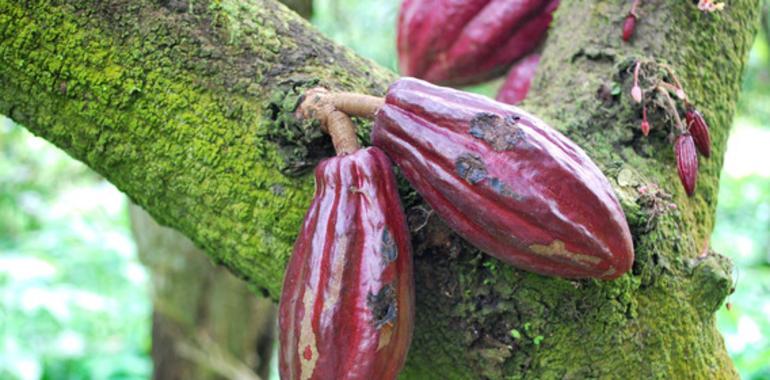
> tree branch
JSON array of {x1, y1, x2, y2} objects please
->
[
  {"x1": 0, "y1": 0, "x2": 394, "y2": 297},
  {"x1": 0, "y1": 0, "x2": 759, "y2": 378}
]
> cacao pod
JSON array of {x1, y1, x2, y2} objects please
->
[
  {"x1": 685, "y1": 108, "x2": 712, "y2": 157},
  {"x1": 371, "y1": 78, "x2": 634, "y2": 280},
  {"x1": 397, "y1": 0, "x2": 557, "y2": 86},
  {"x1": 640, "y1": 106, "x2": 650, "y2": 136},
  {"x1": 496, "y1": 54, "x2": 540, "y2": 105},
  {"x1": 279, "y1": 147, "x2": 414, "y2": 380},
  {"x1": 622, "y1": 14, "x2": 636, "y2": 42},
  {"x1": 640, "y1": 119, "x2": 650, "y2": 136},
  {"x1": 675, "y1": 133, "x2": 698, "y2": 197}
]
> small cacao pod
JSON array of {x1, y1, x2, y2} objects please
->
[
  {"x1": 496, "y1": 54, "x2": 540, "y2": 105},
  {"x1": 279, "y1": 147, "x2": 414, "y2": 380},
  {"x1": 640, "y1": 119, "x2": 650, "y2": 136},
  {"x1": 622, "y1": 14, "x2": 636, "y2": 42},
  {"x1": 372, "y1": 78, "x2": 634, "y2": 280},
  {"x1": 397, "y1": 0, "x2": 557, "y2": 86},
  {"x1": 685, "y1": 108, "x2": 712, "y2": 157},
  {"x1": 640, "y1": 106, "x2": 650, "y2": 136},
  {"x1": 675, "y1": 133, "x2": 698, "y2": 197}
]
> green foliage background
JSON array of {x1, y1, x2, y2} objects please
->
[
  {"x1": 0, "y1": 118, "x2": 151, "y2": 379},
  {"x1": 1, "y1": 1, "x2": 769, "y2": 379}
]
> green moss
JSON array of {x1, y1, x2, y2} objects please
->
[
  {"x1": 0, "y1": 0, "x2": 758, "y2": 378},
  {"x1": 0, "y1": 0, "x2": 393, "y2": 297}
]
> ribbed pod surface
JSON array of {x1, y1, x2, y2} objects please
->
[
  {"x1": 279, "y1": 147, "x2": 414, "y2": 380},
  {"x1": 397, "y1": 0, "x2": 556, "y2": 86},
  {"x1": 496, "y1": 54, "x2": 541, "y2": 105},
  {"x1": 372, "y1": 78, "x2": 634, "y2": 280},
  {"x1": 675, "y1": 134, "x2": 698, "y2": 197}
]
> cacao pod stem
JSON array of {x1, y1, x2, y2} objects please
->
[
  {"x1": 297, "y1": 88, "x2": 363, "y2": 155},
  {"x1": 657, "y1": 87, "x2": 686, "y2": 133},
  {"x1": 326, "y1": 92, "x2": 385, "y2": 119},
  {"x1": 630, "y1": 61, "x2": 642, "y2": 103}
]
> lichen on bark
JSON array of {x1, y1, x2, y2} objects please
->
[{"x1": 0, "y1": 0, "x2": 760, "y2": 378}]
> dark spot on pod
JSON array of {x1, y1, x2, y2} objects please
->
[
  {"x1": 455, "y1": 153, "x2": 487, "y2": 184},
  {"x1": 367, "y1": 284, "x2": 398, "y2": 329},
  {"x1": 488, "y1": 177, "x2": 522, "y2": 200},
  {"x1": 469, "y1": 112, "x2": 525, "y2": 151},
  {"x1": 381, "y1": 228, "x2": 398, "y2": 264}
]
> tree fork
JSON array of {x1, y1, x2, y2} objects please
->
[{"x1": 0, "y1": 0, "x2": 760, "y2": 378}]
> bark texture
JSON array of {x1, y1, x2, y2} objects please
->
[
  {"x1": 128, "y1": 1, "x2": 309, "y2": 377},
  {"x1": 0, "y1": 0, "x2": 759, "y2": 378}
]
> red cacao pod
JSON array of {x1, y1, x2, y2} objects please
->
[
  {"x1": 279, "y1": 147, "x2": 414, "y2": 380},
  {"x1": 675, "y1": 133, "x2": 698, "y2": 197},
  {"x1": 372, "y1": 78, "x2": 634, "y2": 280},
  {"x1": 640, "y1": 119, "x2": 650, "y2": 136},
  {"x1": 496, "y1": 54, "x2": 540, "y2": 105},
  {"x1": 685, "y1": 108, "x2": 712, "y2": 157},
  {"x1": 622, "y1": 14, "x2": 636, "y2": 42},
  {"x1": 397, "y1": 0, "x2": 557, "y2": 86},
  {"x1": 640, "y1": 106, "x2": 650, "y2": 136}
]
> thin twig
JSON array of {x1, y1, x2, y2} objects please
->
[
  {"x1": 658, "y1": 62, "x2": 689, "y2": 102},
  {"x1": 629, "y1": 0, "x2": 642, "y2": 17},
  {"x1": 656, "y1": 86, "x2": 685, "y2": 133}
]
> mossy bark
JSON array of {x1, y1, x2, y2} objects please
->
[
  {"x1": 0, "y1": 0, "x2": 759, "y2": 378},
  {"x1": 129, "y1": 2, "x2": 309, "y2": 377}
]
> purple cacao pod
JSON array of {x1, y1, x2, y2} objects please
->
[
  {"x1": 372, "y1": 78, "x2": 634, "y2": 280},
  {"x1": 622, "y1": 14, "x2": 636, "y2": 42},
  {"x1": 675, "y1": 133, "x2": 698, "y2": 197},
  {"x1": 279, "y1": 147, "x2": 414, "y2": 380},
  {"x1": 685, "y1": 108, "x2": 712, "y2": 158},
  {"x1": 397, "y1": 0, "x2": 558, "y2": 86},
  {"x1": 496, "y1": 54, "x2": 541, "y2": 105}
]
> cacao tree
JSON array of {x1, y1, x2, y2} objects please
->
[
  {"x1": 127, "y1": 1, "x2": 311, "y2": 378},
  {"x1": 0, "y1": 0, "x2": 759, "y2": 378}
]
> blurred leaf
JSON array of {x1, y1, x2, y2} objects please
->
[{"x1": 0, "y1": 116, "x2": 151, "y2": 380}]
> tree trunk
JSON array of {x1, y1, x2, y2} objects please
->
[
  {"x1": 761, "y1": 0, "x2": 770, "y2": 46},
  {"x1": 0, "y1": 1, "x2": 759, "y2": 378},
  {"x1": 128, "y1": 2, "x2": 311, "y2": 378},
  {"x1": 279, "y1": 0, "x2": 313, "y2": 19},
  {"x1": 130, "y1": 205, "x2": 276, "y2": 380}
]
